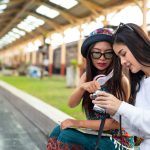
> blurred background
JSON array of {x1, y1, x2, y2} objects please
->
[{"x1": 0, "y1": 0, "x2": 150, "y2": 79}]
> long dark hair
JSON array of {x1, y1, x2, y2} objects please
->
[
  {"x1": 113, "y1": 23, "x2": 150, "y2": 104},
  {"x1": 82, "y1": 43, "x2": 124, "y2": 112}
]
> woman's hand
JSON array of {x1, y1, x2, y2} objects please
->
[
  {"x1": 60, "y1": 119, "x2": 78, "y2": 130},
  {"x1": 80, "y1": 81, "x2": 100, "y2": 93},
  {"x1": 92, "y1": 91, "x2": 122, "y2": 115}
]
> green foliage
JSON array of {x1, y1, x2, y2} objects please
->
[
  {"x1": 70, "y1": 58, "x2": 78, "y2": 67},
  {"x1": 0, "y1": 75, "x2": 85, "y2": 120}
]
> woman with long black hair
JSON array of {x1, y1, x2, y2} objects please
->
[{"x1": 46, "y1": 28, "x2": 134, "y2": 150}]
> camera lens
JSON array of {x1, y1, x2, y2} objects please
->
[{"x1": 91, "y1": 93, "x2": 97, "y2": 99}]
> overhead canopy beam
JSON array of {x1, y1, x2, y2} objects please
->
[
  {"x1": 0, "y1": 9, "x2": 20, "y2": 18},
  {"x1": 79, "y1": 0, "x2": 104, "y2": 16},
  {"x1": 0, "y1": 0, "x2": 35, "y2": 38},
  {"x1": 6, "y1": 0, "x2": 25, "y2": 7},
  {"x1": 34, "y1": 26, "x2": 50, "y2": 37},
  {"x1": 0, "y1": 0, "x2": 139, "y2": 51},
  {"x1": 36, "y1": 1, "x2": 79, "y2": 24},
  {"x1": 28, "y1": 12, "x2": 63, "y2": 32}
]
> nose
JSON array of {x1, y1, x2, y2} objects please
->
[
  {"x1": 99, "y1": 54, "x2": 105, "y2": 60},
  {"x1": 120, "y1": 57, "x2": 126, "y2": 66}
]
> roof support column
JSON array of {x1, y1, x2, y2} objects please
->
[
  {"x1": 32, "y1": 51, "x2": 37, "y2": 65},
  {"x1": 25, "y1": 52, "x2": 30, "y2": 64},
  {"x1": 48, "y1": 44, "x2": 53, "y2": 76},
  {"x1": 142, "y1": 0, "x2": 148, "y2": 32},
  {"x1": 60, "y1": 35, "x2": 66, "y2": 76},
  {"x1": 20, "y1": 48, "x2": 23, "y2": 62},
  {"x1": 77, "y1": 25, "x2": 84, "y2": 78},
  {"x1": 21, "y1": 53, "x2": 25, "y2": 63},
  {"x1": 103, "y1": 15, "x2": 109, "y2": 27},
  {"x1": 19, "y1": 49, "x2": 24, "y2": 63},
  {"x1": 18, "y1": 54, "x2": 22, "y2": 65},
  {"x1": 140, "y1": 0, "x2": 148, "y2": 33},
  {"x1": 39, "y1": 52, "x2": 43, "y2": 65}
]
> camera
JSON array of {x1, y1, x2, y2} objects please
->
[
  {"x1": 91, "y1": 71, "x2": 113, "y2": 113},
  {"x1": 91, "y1": 89, "x2": 106, "y2": 113}
]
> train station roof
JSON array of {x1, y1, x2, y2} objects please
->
[{"x1": 0, "y1": 0, "x2": 141, "y2": 50}]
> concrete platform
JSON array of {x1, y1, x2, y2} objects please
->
[
  {"x1": 0, "y1": 81, "x2": 73, "y2": 150},
  {"x1": 0, "y1": 87, "x2": 47, "y2": 150}
]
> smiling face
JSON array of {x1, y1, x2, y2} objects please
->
[
  {"x1": 113, "y1": 43, "x2": 142, "y2": 73},
  {"x1": 90, "y1": 41, "x2": 113, "y2": 73}
]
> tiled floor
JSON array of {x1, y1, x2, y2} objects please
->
[{"x1": 0, "y1": 89, "x2": 47, "y2": 150}]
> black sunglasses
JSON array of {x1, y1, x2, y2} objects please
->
[
  {"x1": 91, "y1": 51, "x2": 114, "y2": 59},
  {"x1": 114, "y1": 22, "x2": 134, "y2": 34}
]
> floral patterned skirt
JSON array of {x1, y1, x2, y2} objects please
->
[{"x1": 46, "y1": 125, "x2": 134, "y2": 150}]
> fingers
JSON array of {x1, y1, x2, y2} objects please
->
[
  {"x1": 89, "y1": 81, "x2": 99, "y2": 92},
  {"x1": 60, "y1": 119, "x2": 75, "y2": 130},
  {"x1": 83, "y1": 81, "x2": 100, "y2": 93},
  {"x1": 92, "y1": 91, "x2": 112, "y2": 109},
  {"x1": 95, "y1": 96, "x2": 108, "y2": 101},
  {"x1": 92, "y1": 92, "x2": 122, "y2": 115},
  {"x1": 90, "y1": 91, "x2": 109, "y2": 100},
  {"x1": 96, "y1": 91, "x2": 111, "y2": 97},
  {"x1": 92, "y1": 100, "x2": 112, "y2": 115},
  {"x1": 92, "y1": 99, "x2": 110, "y2": 107},
  {"x1": 95, "y1": 81, "x2": 100, "y2": 89}
]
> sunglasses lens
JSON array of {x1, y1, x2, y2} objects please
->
[
  {"x1": 91, "y1": 52, "x2": 114, "y2": 59},
  {"x1": 91, "y1": 52, "x2": 101, "y2": 59},
  {"x1": 104, "y1": 52, "x2": 114, "y2": 59}
]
